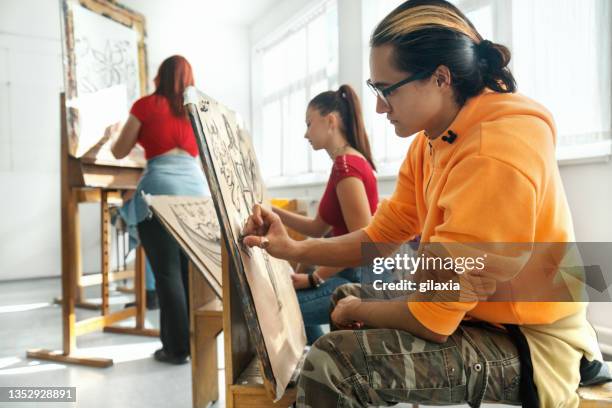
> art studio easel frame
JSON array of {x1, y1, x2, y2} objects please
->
[
  {"x1": 186, "y1": 239, "x2": 300, "y2": 408},
  {"x1": 25, "y1": 0, "x2": 159, "y2": 366},
  {"x1": 57, "y1": 0, "x2": 149, "y2": 308},
  {"x1": 25, "y1": 94, "x2": 157, "y2": 367}
]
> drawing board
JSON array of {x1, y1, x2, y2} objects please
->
[
  {"x1": 147, "y1": 195, "x2": 222, "y2": 298},
  {"x1": 184, "y1": 87, "x2": 306, "y2": 400},
  {"x1": 60, "y1": 0, "x2": 147, "y2": 166}
]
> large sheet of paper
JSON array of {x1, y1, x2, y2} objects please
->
[
  {"x1": 185, "y1": 87, "x2": 306, "y2": 400},
  {"x1": 61, "y1": 0, "x2": 145, "y2": 165},
  {"x1": 147, "y1": 195, "x2": 222, "y2": 298}
]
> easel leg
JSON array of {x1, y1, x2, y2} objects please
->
[
  {"x1": 103, "y1": 244, "x2": 158, "y2": 337},
  {"x1": 192, "y1": 315, "x2": 222, "y2": 407},
  {"x1": 73, "y1": 189, "x2": 99, "y2": 310},
  {"x1": 101, "y1": 189, "x2": 110, "y2": 316},
  {"x1": 63, "y1": 187, "x2": 78, "y2": 355},
  {"x1": 135, "y1": 245, "x2": 146, "y2": 329},
  {"x1": 189, "y1": 262, "x2": 222, "y2": 408}
]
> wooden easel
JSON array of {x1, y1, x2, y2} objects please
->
[
  {"x1": 51, "y1": 0, "x2": 149, "y2": 310},
  {"x1": 188, "y1": 260, "x2": 223, "y2": 408},
  {"x1": 25, "y1": 95, "x2": 158, "y2": 367},
  {"x1": 186, "y1": 241, "x2": 300, "y2": 408},
  {"x1": 187, "y1": 200, "x2": 305, "y2": 408},
  {"x1": 220, "y1": 241, "x2": 301, "y2": 408}
]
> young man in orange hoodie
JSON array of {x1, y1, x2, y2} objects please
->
[{"x1": 243, "y1": 1, "x2": 608, "y2": 406}]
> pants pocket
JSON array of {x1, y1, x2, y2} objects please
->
[
  {"x1": 459, "y1": 324, "x2": 521, "y2": 406},
  {"x1": 365, "y1": 349, "x2": 465, "y2": 404},
  {"x1": 485, "y1": 356, "x2": 521, "y2": 404}
]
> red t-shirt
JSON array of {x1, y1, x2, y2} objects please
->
[
  {"x1": 318, "y1": 154, "x2": 379, "y2": 237},
  {"x1": 130, "y1": 94, "x2": 199, "y2": 159}
]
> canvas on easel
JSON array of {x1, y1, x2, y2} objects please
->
[
  {"x1": 147, "y1": 195, "x2": 223, "y2": 298},
  {"x1": 61, "y1": 0, "x2": 147, "y2": 166},
  {"x1": 184, "y1": 87, "x2": 306, "y2": 401}
]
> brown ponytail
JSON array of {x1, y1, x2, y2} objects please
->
[{"x1": 308, "y1": 84, "x2": 376, "y2": 171}]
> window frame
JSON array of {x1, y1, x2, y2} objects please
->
[{"x1": 251, "y1": 0, "x2": 339, "y2": 187}]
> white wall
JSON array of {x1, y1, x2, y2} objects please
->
[
  {"x1": 560, "y1": 160, "x2": 612, "y2": 354},
  {"x1": 249, "y1": 0, "x2": 316, "y2": 44},
  {"x1": 0, "y1": 0, "x2": 66, "y2": 281},
  {"x1": 122, "y1": 0, "x2": 252, "y2": 125},
  {"x1": 0, "y1": 0, "x2": 253, "y2": 281}
]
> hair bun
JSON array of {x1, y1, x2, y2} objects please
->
[{"x1": 476, "y1": 39, "x2": 507, "y2": 73}]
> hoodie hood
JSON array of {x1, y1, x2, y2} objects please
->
[{"x1": 436, "y1": 89, "x2": 557, "y2": 147}]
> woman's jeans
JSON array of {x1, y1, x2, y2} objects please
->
[
  {"x1": 138, "y1": 217, "x2": 190, "y2": 356},
  {"x1": 296, "y1": 267, "x2": 361, "y2": 345},
  {"x1": 135, "y1": 153, "x2": 209, "y2": 356}
]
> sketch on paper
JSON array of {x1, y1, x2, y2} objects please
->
[
  {"x1": 74, "y1": 38, "x2": 139, "y2": 102},
  {"x1": 61, "y1": 0, "x2": 145, "y2": 163},
  {"x1": 187, "y1": 89, "x2": 306, "y2": 400},
  {"x1": 206, "y1": 111, "x2": 282, "y2": 307},
  {"x1": 71, "y1": 2, "x2": 140, "y2": 106},
  {"x1": 147, "y1": 195, "x2": 222, "y2": 296},
  {"x1": 172, "y1": 201, "x2": 222, "y2": 271}
]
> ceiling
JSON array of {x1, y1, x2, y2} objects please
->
[{"x1": 166, "y1": 0, "x2": 280, "y2": 26}]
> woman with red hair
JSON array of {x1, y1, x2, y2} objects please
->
[{"x1": 112, "y1": 55, "x2": 209, "y2": 364}]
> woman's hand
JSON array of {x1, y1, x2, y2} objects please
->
[
  {"x1": 111, "y1": 115, "x2": 140, "y2": 159},
  {"x1": 242, "y1": 204, "x2": 296, "y2": 260},
  {"x1": 103, "y1": 121, "x2": 122, "y2": 144},
  {"x1": 291, "y1": 273, "x2": 310, "y2": 289},
  {"x1": 331, "y1": 295, "x2": 364, "y2": 330}
]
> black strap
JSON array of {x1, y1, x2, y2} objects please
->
[
  {"x1": 308, "y1": 273, "x2": 317, "y2": 288},
  {"x1": 505, "y1": 324, "x2": 540, "y2": 408}
]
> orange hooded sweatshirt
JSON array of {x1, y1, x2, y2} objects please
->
[{"x1": 364, "y1": 89, "x2": 582, "y2": 335}]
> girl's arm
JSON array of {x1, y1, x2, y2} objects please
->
[
  {"x1": 111, "y1": 114, "x2": 141, "y2": 159},
  {"x1": 336, "y1": 177, "x2": 372, "y2": 233},
  {"x1": 312, "y1": 177, "x2": 372, "y2": 281}
]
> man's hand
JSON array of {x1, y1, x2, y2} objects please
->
[
  {"x1": 242, "y1": 204, "x2": 296, "y2": 260},
  {"x1": 331, "y1": 295, "x2": 364, "y2": 330}
]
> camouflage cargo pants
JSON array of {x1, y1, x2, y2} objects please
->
[{"x1": 296, "y1": 283, "x2": 522, "y2": 407}]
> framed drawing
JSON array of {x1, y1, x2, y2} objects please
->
[
  {"x1": 184, "y1": 87, "x2": 306, "y2": 400},
  {"x1": 60, "y1": 0, "x2": 148, "y2": 166},
  {"x1": 147, "y1": 195, "x2": 222, "y2": 298}
]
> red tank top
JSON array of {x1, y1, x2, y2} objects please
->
[
  {"x1": 318, "y1": 154, "x2": 379, "y2": 237},
  {"x1": 129, "y1": 94, "x2": 199, "y2": 159}
]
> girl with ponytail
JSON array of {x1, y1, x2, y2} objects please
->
[
  {"x1": 272, "y1": 84, "x2": 379, "y2": 345},
  {"x1": 244, "y1": 1, "x2": 604, "y2": 405}
]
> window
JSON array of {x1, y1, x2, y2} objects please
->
[
  {"x1": 510, "y1": 0, "x2": 611, "y2": 162},
  {"x1": 456, "y1": 0, "x2": 611, "y2": 162},
  {"x1": 252, "y1": 0, "x2": 338, "y2": 185},
  {"x1": 361, "y1": 0, "x2": 406, "y2": 177}
]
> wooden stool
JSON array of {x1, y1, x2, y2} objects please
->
[
  {"x1": 188, "y1": 262, "x2": 223, "y2": 408},
  {"x1": 578, "y1": 362, "x2": 612, "y2": 407}
]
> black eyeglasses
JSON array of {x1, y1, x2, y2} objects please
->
[{"x1": 366, "y1": 71, "x2": 433, "y2": 109}]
